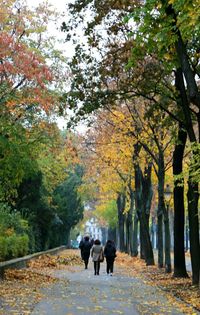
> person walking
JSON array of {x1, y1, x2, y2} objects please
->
[
  {"x1": 91, "y1": 239, "x2": 104, "y2": 275},
  {"x1": 79, "y1": 236, "x2": 92, "y2": 269},
  {"x1": 104, "y1": 240, "x2": 116, "y2": 276}
]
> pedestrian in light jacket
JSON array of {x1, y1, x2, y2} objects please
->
[
  {"x1": 91, "y1": 239, "x2": 104, "y2": 275},
  {"x1": 104, "y1": 240, "x2": 116, "y2": 276}
]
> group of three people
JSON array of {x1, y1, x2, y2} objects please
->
[{"x1": 79, "y1": 236, "x2": 116, "y2": 276}]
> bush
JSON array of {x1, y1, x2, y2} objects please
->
[
  {"x1": 0, "y1": 237, "x2": 8, "y2": 260},
  {"x1": 0, "y1": 203, "x2": 29, "y2": 261},
  {"x1": 17, "y1": 235, "x2": 29, "y2": 256},
  {"x1": 0, "y1": 234, "x2": 29, "y2": 261}
]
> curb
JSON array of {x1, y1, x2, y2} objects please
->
[{"x1": 0, "y1": 245, "x2": 67, "y2": 279}]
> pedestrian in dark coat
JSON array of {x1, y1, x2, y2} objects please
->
[
  {"x1": 91, "y1": 239, "x2": 104, "y2": 275},
  {"x1": 79, "y1": 236, "x2": 92, "y2": 269},
  {"x1": 104, "y1": 240, "x2": 116, "y2": 276}
]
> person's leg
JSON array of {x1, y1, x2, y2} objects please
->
[
  {"x1": 106, "y1": 258, "x2": 109, "y2": 274},
  {"x1": 110, "y1": 259, "x2": 114, "y2": 273},
  {"x1": 97, "y1": 261, "x2": 100, "y2": 275},
  {"x1": 84, "y1": 259, "x2": 88, "y2": 269},
  {"x1": 94, "y1": 261, "x2": 97, "y2": 275}
]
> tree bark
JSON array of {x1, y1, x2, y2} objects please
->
[
  {"x1": 163, "y1": 205, "x2": 172, "y2": 273},
  {"x1": 135, "y1": 160, "x2": 154, "y2": 265},
  {"x1": 187, "y1": 181, "x2": 200, "y2": 285},
  {"x1": 158, "y1": 150, "x2": 171, "y2": 272},
  {"x1": 132, "y1": 211, "x2": 139, "y2": 256},
  {"x1": 175, "y1": 68, "x2": 200, "y2": 284},
  {"x1": 126, "y1": 184, "x2": 134, "y2": 255},
  {"x1": 139, "y1": 222, "x2": 145, "y2": 259},
  {"x1": 117, "y1": 192, "x2": 126, "y2": 252},
  {"x1": 157, "y1": 212, "x2": 163, "y2": 268},
  {"x1": 173, "y1": 124, "x2": 188, "y2": 278}
]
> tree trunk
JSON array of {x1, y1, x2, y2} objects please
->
[
  {"x1": 160, "y1": 0, "x2": 200, "y2": 284},
  {"x1": 163, "y1": 205, "x2": 172, "y2": 273},
  {"x1": 132, "y1": 211, "x2": 139, "y2": 256},
  {"x1": 135, "y1": 161, "x2": 154, "y2": 265},
  {"x1": 126, "y1": 185, "x2": 134, "y2": 255},
  {"x1": 173, "y1": 124, "x2": 188, "y2": 278},
  {"x1": 158, "y1": 150, "x2": 171, "y2": 272},
  {"x1": 138, "y1": 211, "x2": 154, "y2": 265},
  {"x1": 157, "y1": 212, "x2": 163, "y2": 268},
  {"x1": 139, "y1": 222, "x2": 145, "y2": 259},
  {"x1": 187, "y1": 181, "x2": 200, "y2": 285},
  {"x1": 175, "y1": 68, "x2": 199, "y2": 284},
  {"x1": 125, "y1": 214, "x2": 129, "y2": 253},
  {"x1": 117, "y1": 193, "x2": 126, "y2": 252}
]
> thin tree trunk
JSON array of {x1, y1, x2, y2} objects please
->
[
  {"x1": 132, "y1": 212, "x2": 139, "y2": 256},
  {"x1": 163, "y1": 205, "x2": 171, "y2": 273},
  {"x1": 158, "y1": 150, "x2": 171, "y2": 272},
  {"x1": 126, "y1": 185, "x2": 134, "y2": 255},
  {"x1": 125, "y1": 214, "x2": 129, "y2": 253},
  {"x1": 157, "y1": 212, "x2": 163, "y2": 268}
]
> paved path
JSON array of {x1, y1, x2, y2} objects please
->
[{"x1": 31, "y1": 262, "x2": 189, "y2": 315}]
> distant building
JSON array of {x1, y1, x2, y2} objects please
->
[{"x1": 85, "y1": 217, "x2": 103, "y2": 242}]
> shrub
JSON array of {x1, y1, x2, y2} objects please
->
[
  {"x1": 0, "y1": 237, "x2": 8, "y2": 261},
  {"x1": 0, "y1": 203, "x2": 29, "y2": 261},
  {"x1": 17, "y1": 235, "x2": 29, "y2": 256}
]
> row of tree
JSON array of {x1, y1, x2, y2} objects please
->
[
  {"x1": 62, "y1": 0, "x2": 200, "y2": 285},
  {"x1": 0, "y1": 1, "x2": 84, "y2": 259}
]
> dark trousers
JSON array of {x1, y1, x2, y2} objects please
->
[
  {"x1": 106, "y1": 258, "x2": 114, "y2": 274},
  {"x1": 84, "y1": 259, "x2": 89, "y2": 269},
  {"x1": 94, "y1": 261, "x2": 100, "y2": 275}
]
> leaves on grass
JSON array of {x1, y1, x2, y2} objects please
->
[{"x1": 28, "y1": 250, "x2": 82, "y2": 270}]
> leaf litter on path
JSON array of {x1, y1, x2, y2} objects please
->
[{"x1": 116, "y1": 252, "x2": 200, "y2": 314}]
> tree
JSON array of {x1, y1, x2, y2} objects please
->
[
  {"x1": 52, "y1": 165, "x2": 84, "y2": 247},
  {"x1": 128, "y1": 0, "x2": 200, "y2": 285}
]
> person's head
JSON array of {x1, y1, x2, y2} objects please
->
[
  {"x1": 106, "y1": 240, "x2": 112, "y2": 246},
  {"x1": 84, "y1": 236, "x2": 89, "y2": 241},
  {"x1": 94, "y1": 239, "x2": 101, "y2": 245}
]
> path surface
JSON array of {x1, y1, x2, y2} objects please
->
[{"x1": 31, "y1": 261, "x2": 188, "y2": 315}]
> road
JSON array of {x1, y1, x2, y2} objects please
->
[{"x1": 31, "y1": 261, "x2": 189, "y2": 315}]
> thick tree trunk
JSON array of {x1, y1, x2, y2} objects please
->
[
  {"x1": 139, "y1": 222, "x2": 145, "y2": 259},
  {"x1": 135, "y1": 161, "x2": 154, "y2": 265},
  {"x1": 138, "y1": 211, "x2": 154, "y2": 265},
  {"x1": 173, "y1": 124, "x2": 188, "y2": 278},
  {"x1": 187, "y1": 181, "x2": 200, "y2": 285},
  {"x1": 117, "y1": 193, "x2": 126, "y2": 252},
  {"x1": 175, "y1": 68, "x2": 199, "y2": 284}
]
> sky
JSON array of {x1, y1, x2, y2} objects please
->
[{"x1": 26, "y1": 0, "x2": 85, "y2": 131}]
